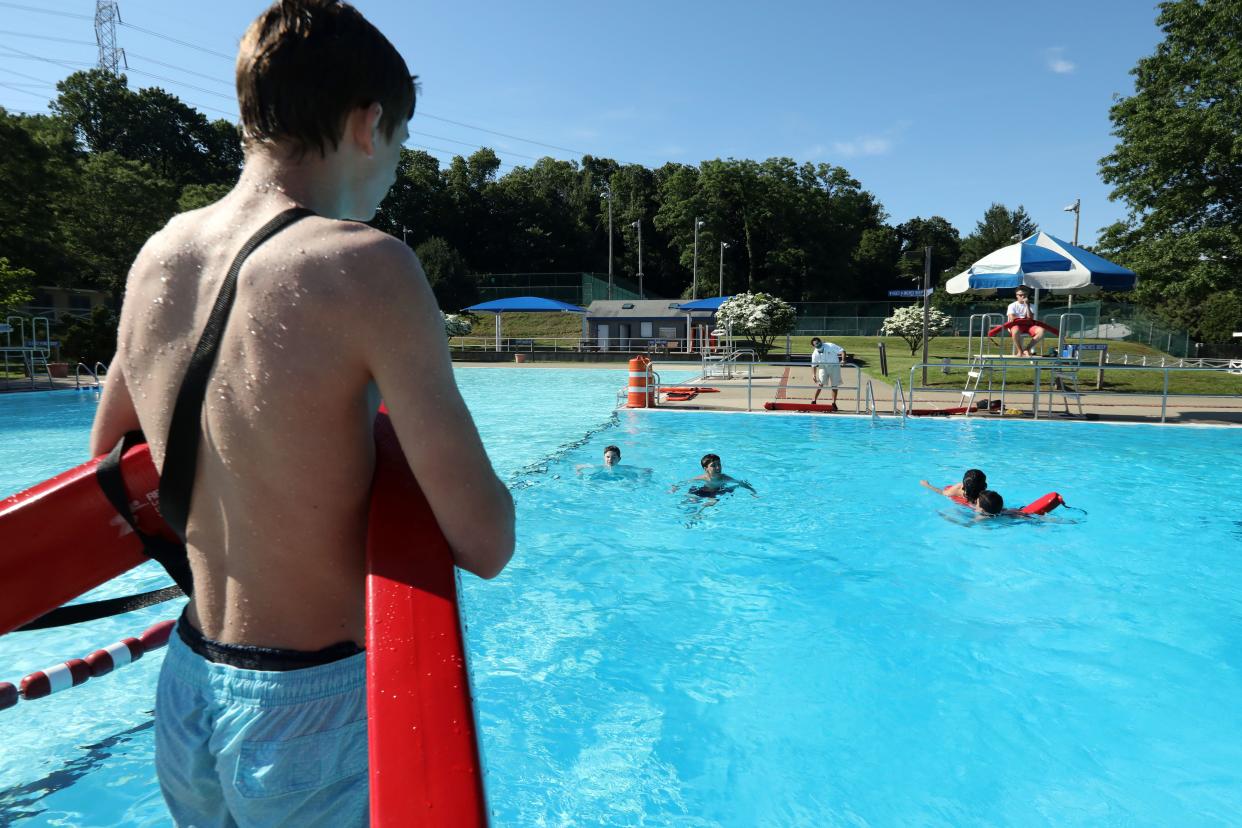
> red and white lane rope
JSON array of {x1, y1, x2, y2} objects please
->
[{"x1": 2, "y1": 619, "x2": 175, "y2": 708}]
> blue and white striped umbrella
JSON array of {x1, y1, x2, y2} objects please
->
[{"x1": 947, "y1": 232, "x2": 1138, "y2": 295}]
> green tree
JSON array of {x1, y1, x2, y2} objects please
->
[
  {"x1": 60, "y1": 152, "x2": 179, "y2": 294},
  {"x1": 956, "y1": 203, "x2": 1036, "y2": 271},
  {"x1": 178, "y1": 183, "x2": 232, "y2": 212},
  {"x1": 416, "y1": 236, "x2": 477, "y2": 310},
  {"x1": 1097, "y1": 0, "x2": 1242, "y2": 342},
  {"x1": 59, "y1": 304, "x2": 119, "y2": 365},
  {"x1": 0, "y1": 257, "x2": 35, "y2": 312}
]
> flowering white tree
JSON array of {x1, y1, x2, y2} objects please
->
[
  {"x1": 442, "y1": 312, "x2": 473, "y2": 338},
  {"x1": 881, "y1": 304, "x2": 952, "y2": 354},
  {"x1": 714, "y1": 292, "x2": 796, "y2": 357}
]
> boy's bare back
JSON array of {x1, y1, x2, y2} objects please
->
[{"x1": 93, "y1": 184, "x2": 513, "y2": 651}]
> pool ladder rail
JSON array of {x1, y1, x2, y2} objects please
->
[
  {"x1": 864, "y1": 379, "x2": 908, "y2": 426},
  {"x1": 75, "y1": 361, "x2": 109, "y2": 390}
]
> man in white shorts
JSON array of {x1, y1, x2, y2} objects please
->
[{"x1": 810, "y1": 337, "x2": 845, "y2": 406}]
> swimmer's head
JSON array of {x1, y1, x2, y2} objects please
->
[
  {"x1": 977, "y1": 490, "x2": 1004, "y2": 515},
  {"x1": 237, "y1": 0, "x2": 417, "y2": 160},
  {"x1": 603, "y1": 445, "x2": 621, "y2": 467},
  {"x1": 701, "y1": 453, "x2": 722, "y2": 473},
  {"x1": 962, "y1": 469, "x2": 987, "y2": 502}
]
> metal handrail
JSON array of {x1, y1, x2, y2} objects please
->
[
  {"x1": 863, "y1": 380, "x2": 877, "y2": 420},
  {"x1": 892, "y1": 378, "x2": 907, "y2": 419},
  {"x1": 906, "y1": 359, "x2": 1242, "y2": 423},
  {"x1": 74, "y1": 362, "x2": 99, "y2": 390}
]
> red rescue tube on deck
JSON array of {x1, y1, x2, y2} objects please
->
[{"x1": 764, "y1": 402, "x2": 837, "y2": 413}]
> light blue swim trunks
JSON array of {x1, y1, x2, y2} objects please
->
[{"x1": 155, "y1": 621, "x2": 368, "y2": 828}]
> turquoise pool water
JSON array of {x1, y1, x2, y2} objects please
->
[{"x1": 3, "y1": 372, "x2": 1242, "y2": 826}]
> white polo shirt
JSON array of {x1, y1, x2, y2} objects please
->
[
  {"x1": 1006, "y1": 301, "x2": 1033, "y2": 320},
  {"x1": 811, "y1": 342, "x2": 843, "y2": 365}
]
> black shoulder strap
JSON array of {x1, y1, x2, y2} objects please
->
[{"x1": 159, "y1": 207, "x2": 314, "y2": 542}]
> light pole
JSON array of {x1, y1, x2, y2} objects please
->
[
  {"x1": 401, "y1": 225, "x2": 410, "y2": 246},
  {"x1": 718, "y1": 241, "x2": 730, "y2": 297},
  {"x1": 691, "y1": 217, "x2": 704, "y2": 299},
  {"x1": 900, "y1": 243, "x2": 934, "y2": 385},
  {"x1": 1063, "y1": 198, "x2": 1081, "y2": 245},
  {"x1": 631, "y1": 220, "x2": 644, "y2": 299},
  {"x1": 1064, "y1": 198, "x2": 1080, "y2": 308},
  {"x1": 602, "y1": 183, "x2": 613, "y2": 299}
]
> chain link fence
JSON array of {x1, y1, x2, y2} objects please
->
[
  {"x1": 474, "y1": 272, "x2": 649, "y2": 305},
  {"x1": 791, "y1": 299, "x2": 1195, "y2": 356}
]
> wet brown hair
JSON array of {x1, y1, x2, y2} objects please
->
[{"x1": 236, "y1": 0, "x2": 416, "y2": 158}]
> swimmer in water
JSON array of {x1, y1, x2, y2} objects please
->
[
  {"x1": 575, "y1": 445, "x2": 652, "y2": 479},
  {"x1": 672, "y1": 453, "x2": 757, "y2": 499},
  {"x1": 921, "y1": 468, "x2": 987, "y2": 508}
]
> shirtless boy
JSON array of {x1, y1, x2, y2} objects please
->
[
  {"x1": 89, "y1": 1, "x2": 513, "y2": 823},
  {"x1": 674, "y1": 453, "x2": 757, "y2": 498}
]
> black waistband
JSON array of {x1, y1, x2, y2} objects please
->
[{"x1": 177, "y1": 611, "x2": 363, "y2": 671}]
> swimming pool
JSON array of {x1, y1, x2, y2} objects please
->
[{"x1": 4, "y1": 372, "x2": 1242, "y2": 825}]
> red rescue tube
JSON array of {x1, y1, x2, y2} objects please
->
[
  {"x1": 661, "y1": 386, "x2": 719, "y2": 393},
  {"x1": 947, "y1": 487, "x2": 1065, "y2": 515},
  {"x1": 0, "y1": 682, "x2": 17, "y2": 710},
  {"x1": 0, "y1": 441, "x2": 167, "y2": 635},
  {"x1": 1019, "y1": 492, "x2": 1065, "y2": 515},
  {"x1": 764, "y1": 402, "x2": 837, "y2": 413},
  {"x1": 20, "y1": 657, "x2": 91, "y2": 700},
  {"x1": 0, "y1": 412, "x2": 485, "y2": 820},
  {"x1": 987, "y1": 318, "x2": 1060, "y2": 337},
  {"x1": 366, "y1": 411, "x2": 486, "y2": 827}
]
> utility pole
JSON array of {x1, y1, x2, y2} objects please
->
[
  {"x1": 691, "y1": 217, "x2": 704, "y2": 300},
  {"x1": 921, "y1": 245, "x2": 932, "y2": 386},
  {"x1": 1064, "y1": 198, "x2": 1081, "y2": 308},
  {"x1": 94, "y1": 1, "x2": 126, "y2": 75},
  {"x1": 602, "y1": 183, "x2": 613, "y2": 300},
  {"x1": 718, "y1": 241, "x2": 730, "y2": 297},
  {"x1": 631, "y1": 220, "x2": 644, "y2": 299}
]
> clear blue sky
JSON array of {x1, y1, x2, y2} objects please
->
[{"x1": 0, "y1": 0, "x2": 1164, "y2": 246}]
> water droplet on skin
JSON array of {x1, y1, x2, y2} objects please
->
[
  {"x1": 278, "y1": 323, "x2": 287, "y2": 331},
  {"x1": 153, "y1": 297, "x2": 164, "y2": 305}
]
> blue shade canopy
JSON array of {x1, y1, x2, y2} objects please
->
[
  {"x1": 675, "y1": 296, "x2": 733, "y2": 311},
  {"x1": 947, "y1": 232, "x2": 1138, "y2": 295},
  {"x1": 463, "y1": 297, "x2": 587, "y2": 313}
]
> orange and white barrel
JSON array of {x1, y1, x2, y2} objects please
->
[
  {"x1": 20, "y1": 657, "x2": 91, "y2": 700},
  {"x1": 627, "y1": 357, "x2": 654, "y2": 408}
]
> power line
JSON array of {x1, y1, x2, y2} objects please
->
[
  {"x1": 0, "y1": 81, "x2": 51, "y2": 99},
  {"x1": 0, "y1": 2, "x2": 92, "y2": 20},
  {"x1": 126, "y1": 66, "x2": 235, "y2": 101},
  {"x1": 418, "y1": 111, "x2": 591, "y2": 157},
  {"x1": 118, "y1": 20, "x2": 234, "y2": 62},
  {"x1": 0, "y1": 29, "x2": 97, "y2": 47},
  {"x1": 0, "y1": 42, "x2": 95, "y2": 71},
  {"x1": 1, "y1": 66, "x2": 59, "y2": 84},
  {"x1": 127, "y1": 51, "x2": 233, "y2": 87},
  {"x1": 412, "y1": 129, "x2": 542, "y2": 161}
]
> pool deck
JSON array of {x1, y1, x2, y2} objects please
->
[
  {"x1": 641, "y1": 362, "x2": 1242, "y2": 426},
  {"x1": 9, "y1": 363, "x2": 1242, "y2": 426}
]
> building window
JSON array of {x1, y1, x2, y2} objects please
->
[{"x1": 640, "y1": 322, "x2": 653, "y2": 337}]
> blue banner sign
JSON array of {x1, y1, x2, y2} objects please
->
[{"x1": 887, "y1": 289, "x2": 934, "y2": 298}]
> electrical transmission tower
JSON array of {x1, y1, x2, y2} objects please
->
[{"x1": 94, "y1": 0, "x2": 126, "y2": 75}]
